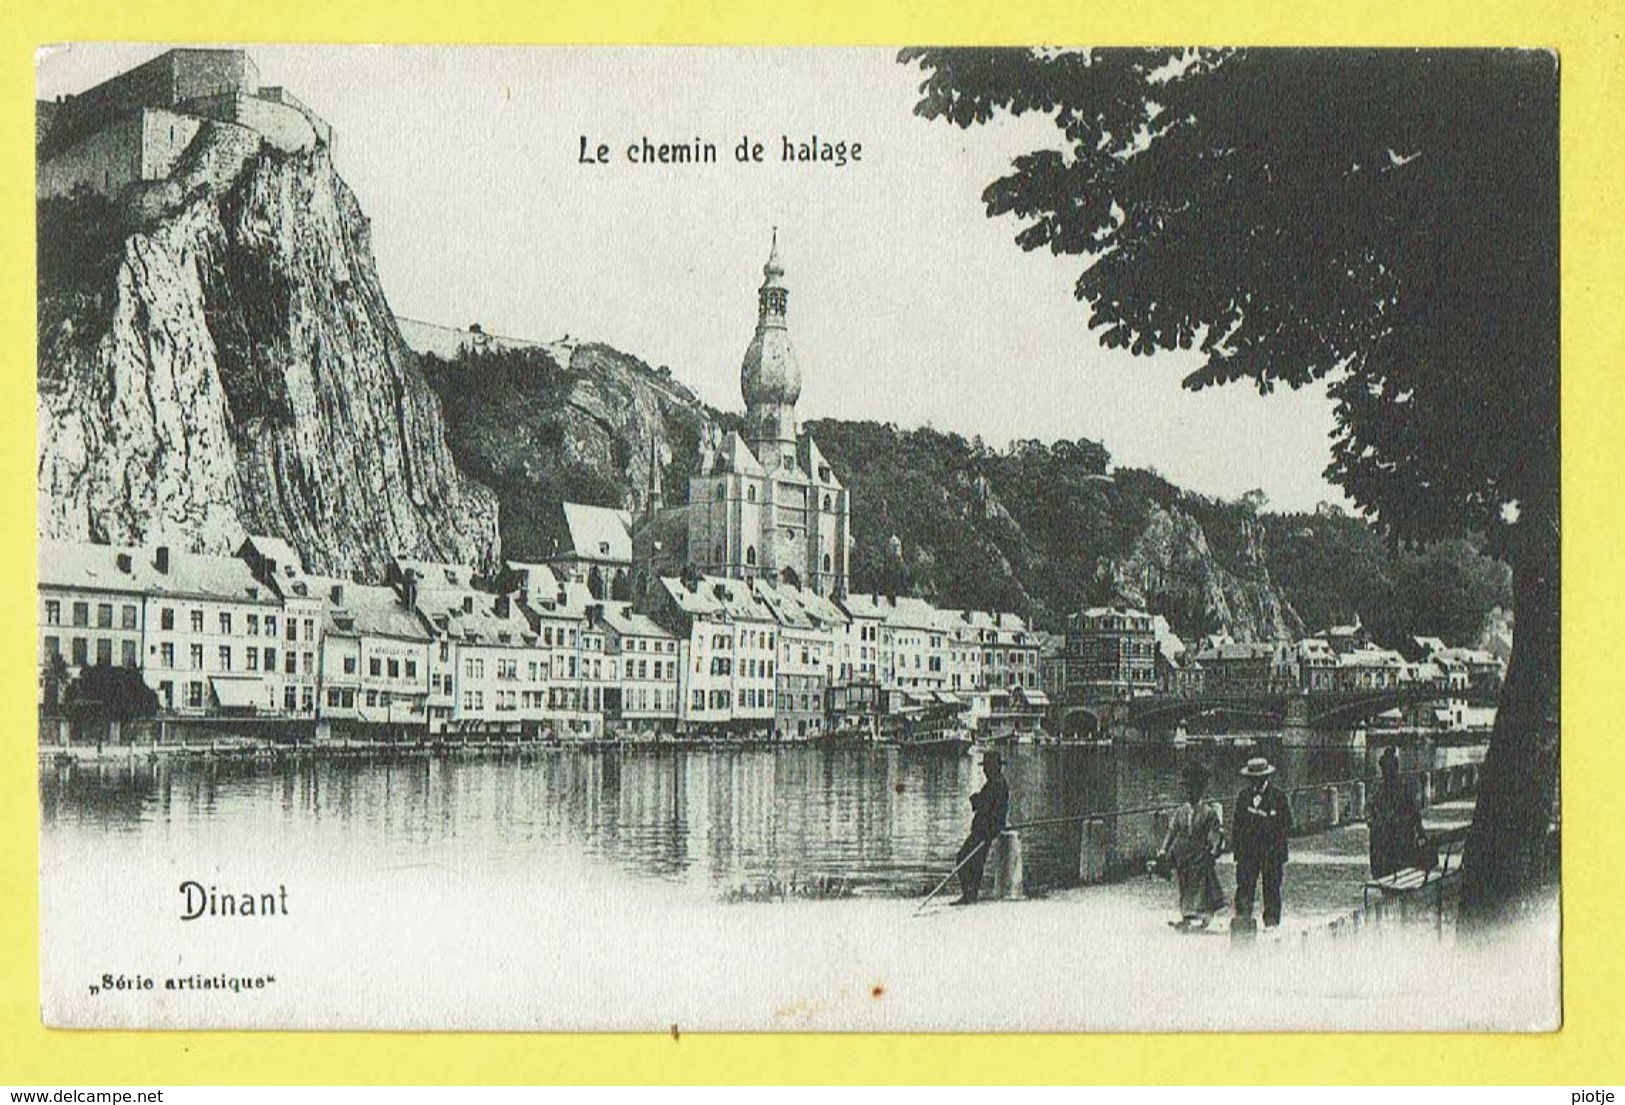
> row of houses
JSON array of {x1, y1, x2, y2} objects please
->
[
  {"x1": 37, "y1": 535, "x2": 1044, "y2": 742},
  {"x1": 1040, "y1": 605, "x2": 1506, "y2": 703}
]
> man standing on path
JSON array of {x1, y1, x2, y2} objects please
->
[
  {"x1": 1231, "y1": 756, "x2": 1293, "y2": 927},
  {"x1": 952, "y1": 751, "x2": 1010, "y2": 905}
]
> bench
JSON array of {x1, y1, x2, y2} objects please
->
[{"x1": 1362, "y1": 826, "x2": 1470, "y2": 928}]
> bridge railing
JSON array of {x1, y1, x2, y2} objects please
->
[{"x1": 1006, "y1": 762, "x2": 1483, "y2": 885}]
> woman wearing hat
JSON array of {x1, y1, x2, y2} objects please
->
[
  {"x1": 1367, "y1": 746, "x2": 1432, "y2": 878},
  {"x1": 1231, "y1": 756, "x2": 1294, "y2": 927},
  {"x1": 1154, "y1": 763, "x2": 1227, "y2": 931}
]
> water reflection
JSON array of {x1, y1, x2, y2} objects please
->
[{"x1": 40, "y1": 740, "x2": 1478, "y2": 897}]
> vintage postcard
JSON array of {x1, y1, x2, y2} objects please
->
[{"x1": 34, "y1": 44, "x2": 1560, "y2": 1032}]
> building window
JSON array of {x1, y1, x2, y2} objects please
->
[
  {"x1": 189, "y1": 644, "x2": 203, "y2": 670},
  {"x1": 371, "y1": 657, "x2": 383, "y2": 677},
  {"x1": 218, "y1": 646, "x2": 232, "y2": 671},
  {"x1": 96, "y1": 603, "x2": 113, "y2": 628},
  {"x1": 284, "y1": 652, "x2": 296, "y2": 675},
  {"x1": 187, "y1": 682, "x2": 203, "y2": 709},
  {"x1": 266, "y1": 616, "x2": 277, "y2": 637},
  {"x1": 45, "y1": 600, "x2": 60, "y2": 626},
  {"x1": 247, "y1": 613, "x2": 259, "y2": 635},
  {"x1": 264, "y1": 647, "x2": 276, "y2": 670},
  {"x1": 160, "y1": 643, "x2": 174, "y2": 668},
  {"x1": 286, "y1": 618, "x2": 297, "y2": 641},
  {"x1": 72, "y1": 602, "x2": 89, "y2": 628},
  {"x1": 388, "y1": 658, "x2": 400, "y2": 679},
  {"x1": 161, "y1": 608, "x2": 174, "y2": 630},
  {"x1": 219, "y1": 612, "x2": 232, "y2": 635},
  {"x1": 121, "y1": 604, "x2": 138, "y2": 629},
  {"x1": 71, "y1": 638, "x2": 88, "y2": 665},
  {"x1": 285, "y1": 687, "x2": 297, "y2": 712},
  {"x1": 190, "y1": 610, "x2": 204, "y2": 633},
  {"x1": 406, "y1": 659, "x2": 417, "y2": 679},
  {"x1": 94, "y1": 638, "x2": 112, "y2": 665},
  {"x1": 246, "y1": 647, "x2": 259, "y2": 671},
  {"x1": 343, "y1": 655, "x2": 357, "y2": 675},
  {"x1": 748, "y1": 486, "x2": 757, "y2": 502},
  {"x1": 746, "y1": 546, "x2": 757, "y2": 566}
]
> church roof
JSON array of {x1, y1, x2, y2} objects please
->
[
  {"x1": 710, "y1": 432, "x2": 766, "y2": 477},
  {"x1": 558, "y1": 502, "x2": 632, "y2": 563}
]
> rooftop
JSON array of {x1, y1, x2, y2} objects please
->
[
  {"x1": 40, "y1": 540, "x2": 276, "y2": 605},
  {"x1": 311, "y1": 577, "x2": 429, "y2": 642},
  {"x1": 660, "y1": 575, "x2": 777, "y2": 623},
  {"x1": 557, "y1": 503, "x2": 632, "y2": 564}
]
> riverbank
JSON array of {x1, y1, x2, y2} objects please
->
[{"x1": 41, "y1": 821, "x2": 1556, "y2": 1032}]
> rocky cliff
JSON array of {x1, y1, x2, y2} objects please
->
[
  {"x1": 412, "y1": 336, "x2": 725, "y2": 563},
  {"x1": 37, "y1": 121, "x2": 498, "y2": 578}
]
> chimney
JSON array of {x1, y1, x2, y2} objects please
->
[
  {"x1": 496, "y1": 594, "x2": 511, "y2": 618},
  {"x1": 116, "y1": 552, "x2": 132, "y2": 574},
  {"x1": 330, "y1": 584, "x2": 345, "y2": 606},
  {"x1": 155, "y1": 546, "x2": 170, "y2": 574}
]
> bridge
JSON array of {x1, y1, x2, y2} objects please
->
[{"x1": 1053, "y1": 685, "x2": 1497, "y2": 740}]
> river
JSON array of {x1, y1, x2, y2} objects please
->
[{"x1": 40, "y1": 739, "x2": 1485, "y2": 898}]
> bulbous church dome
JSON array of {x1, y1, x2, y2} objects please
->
[{"x1": 740, "y1": 231, "x2": 802, "y2": 407}]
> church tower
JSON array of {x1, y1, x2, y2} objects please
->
[
  {"x1": 681, "y1": 227, "x2": 850, "y2": 597},
  {"x1": 740, "y1": 229, "x2": 801, "y2": 472}
]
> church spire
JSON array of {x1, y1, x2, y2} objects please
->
[
  {"x1": 757, "y1": 226, "x2": 789, "y2": 322},
  {"x1": 740, "y1": 227, "x2": 801, "y2": 462}
]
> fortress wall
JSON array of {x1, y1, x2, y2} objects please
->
[
  {"x1": 257, "y1": 87, "x2": 333, "y2": 149},
  {"x1": 138, "y1": 109, "x2": 204, "y2": 181},
  {"x1": 39, "y1": 109, "x2": 204, "y2": 200},
  {"x1": 169, "y1": 50, "x2": 260, "y2": 106},
  {"x1": 46, "y1": 50, "x2": 255, "y2": 156},
  {"x1": 184, "y1": 92, "x2": 320, "y2": 154},
  {"x1": 37, "y1": 113, "x2": 143, "y2": 199}
]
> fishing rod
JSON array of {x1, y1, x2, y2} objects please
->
[{"x1": 913, "y1": 839, "x2": 987, "y2": 915}]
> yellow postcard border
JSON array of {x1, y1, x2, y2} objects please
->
[{"x1": 2, "y1": 0, "x2": 1622, "y2": 1086}]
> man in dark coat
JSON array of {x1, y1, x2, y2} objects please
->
[
  {"x1": 952, "y1": 751, "x2": 1010, "y2": 905},
  {"x1": 1231, "y1": 756, "x2": 1293, "y2": 927}
]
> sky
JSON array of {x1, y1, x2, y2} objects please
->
[{"x1": 37, "y1": 44, "x2": 1347, "y2": 512}]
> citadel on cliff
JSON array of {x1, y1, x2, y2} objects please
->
[{"x1": 37, "y1": 48, "x2": 331, "y2": 198}]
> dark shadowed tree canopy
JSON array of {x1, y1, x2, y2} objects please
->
[{"x1": 901, "y1": 47, "x2": 1558, "y2": 918}]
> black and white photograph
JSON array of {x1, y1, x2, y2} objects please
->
[{"x1": 33, "y1": 44, "x2": 1560, "y2": 1031}]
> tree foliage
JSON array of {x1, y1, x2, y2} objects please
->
[
  {"x1": 900, "y1": 47, "x2": 1557, "y2": 549},
  {"x1": 64, "y1": 664, "x2": 159, "y2": 723}
]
